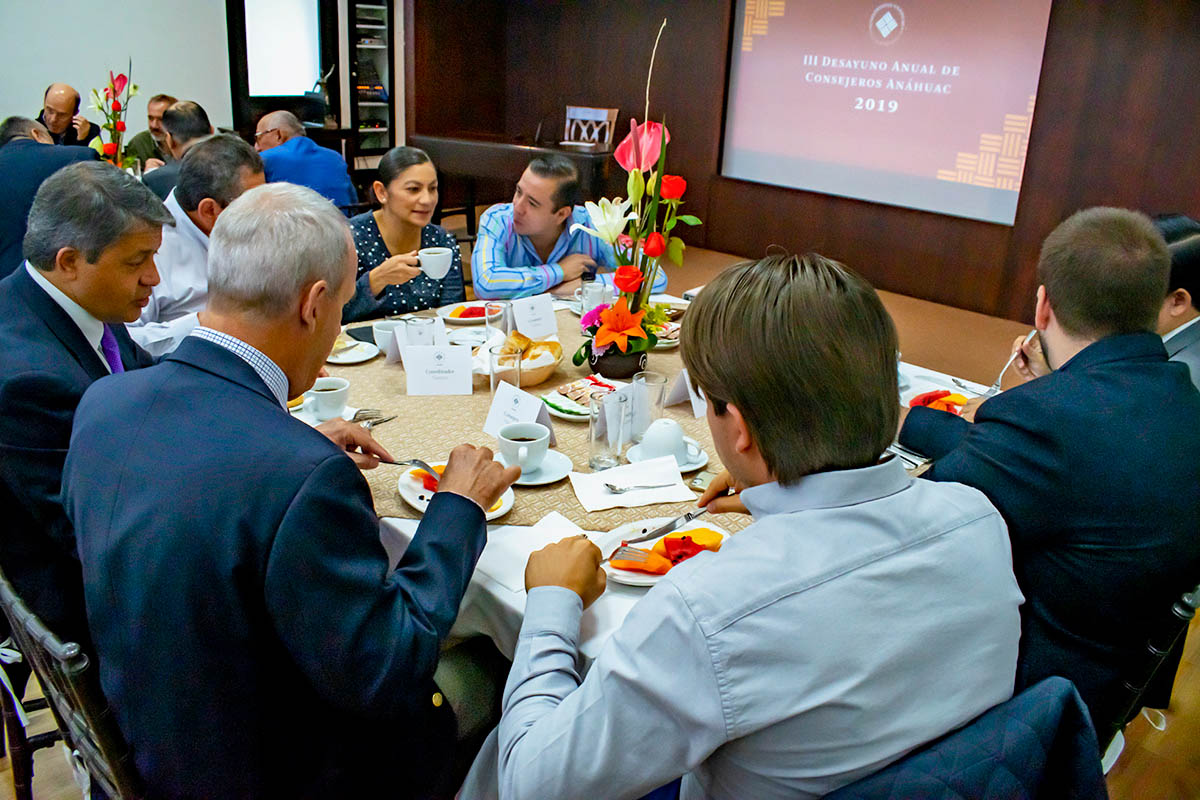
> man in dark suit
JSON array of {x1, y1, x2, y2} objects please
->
[
  {"x1": 0, "y1": 116, "x2": 98, "y2": 276},
  {"x1": 0, "y1": 161, "x2": 169, "y2": 647},
  {"x1": 35, "y1": 83, "x2": 99, "y2": 147},
  {"x1": 62, "y1": 182, "x2": 520, "y2": 798},
  {"x1": 1155, "y1": 231, "x2": 1200, "y2": 390},
  {"x1": 142, "y1": 101, "x2": 213, "y2": 201},
  {"x1": 899, "y1": 207, "x2": 1200, "y2": 742}
]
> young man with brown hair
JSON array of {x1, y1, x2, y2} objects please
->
[
  {"x1": 476, "y1": 253, "x2": 1023, "y2": 800},
  {"x1": 900, "y1": 207, "x2": 1200, "y2": 743}
]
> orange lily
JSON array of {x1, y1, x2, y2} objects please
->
[{"x1": 594, "y1": 297, "x2": 648, "y2": 353}]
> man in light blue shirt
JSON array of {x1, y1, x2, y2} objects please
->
[
  {"x1": 480, "y1": 253, "x2": 1024, "y2": 800},
  {"x1": 471, "y1": 154, "x2": 667, "y2": 299}
]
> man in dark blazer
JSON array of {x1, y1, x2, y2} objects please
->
[
  {"x1": 0, "y1": 116, "x2": 98, "y2": 276},
  {"x1": 0, "y1": 161, "x2": 169, "y2": 647},
  {"x1": 142, "y1": 100, "x2": 212, "y2": 201},
  {"x1": 1156, "y1": 233, "x2": 1200, "y2": 390},
  {"x1": 62, "y1": 182, "x2": 520, "y2": 798},
  {"x1": 35, "y1": 83, "x2": 99, "y2": 147},
  {"x1": 899, "y1": 207, "x2": 1200, "y2": 743}
]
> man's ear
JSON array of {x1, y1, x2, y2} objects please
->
[
  {"x1": 553, "y1": 204, "x2": 573, "y2": 226},
  {"x1": 299, "y1": 280, "x2": 328, "y2": 331},
  {"x1": 723, "y1": 402, "x2": 755, "y2": 456},
  {"x1": 196, "y1": 198, "x2": 223, "y2": 231},
  {"x1": 1166, "y1": 288, "x2": 1193, "y2": 317},
  {"x1": 1034, "y1": 285, "x2": 1052, "y2": 330},
  {"x1": 53, "y1": 247, "x2": 82, "y2": 279}
]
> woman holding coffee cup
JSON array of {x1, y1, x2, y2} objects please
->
[{"x1": 342, "y1": 146, "x2": 467, "y2": 322}]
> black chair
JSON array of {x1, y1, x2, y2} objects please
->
[
  {"x1": 0, "y1": 647, "x2": 60, "y2": 800},
  {"x1": 0, "y1": 568, "x2": 143, "y2": 799}
]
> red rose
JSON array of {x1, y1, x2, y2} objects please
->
[
  {"x1": 643, "y1": 232, "x2": 666, "y2": 258},
  {"x1": 660, "y1": 175, "x2": 687, "y2": 200},
  {"x1": 102, "y1": 142, "x2": 118, "y2": 156},
  {"x1": 613, "y1": 264, "x2": 644, "y2": 293},
  {"x1": 115, "y1": 121, "x2": 126, "y2": 132},
  {"x1": 111, "y1": 100, "x2": 121, "y2": 112}
]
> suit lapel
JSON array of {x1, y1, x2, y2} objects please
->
[
  {"x1": 1165, "y1": 320, "x2": 1200, "y2": 359},
  {"x1": 11, "y1": 267, "x2": 109, "y2": 381}
]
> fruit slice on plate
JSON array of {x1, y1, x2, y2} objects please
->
[
  {"x1": 611, "y1": 530, "x2": 724, "y2": 574},
  {"x1": 449, "y1": 305, "x2": 487, "y2": 319}
]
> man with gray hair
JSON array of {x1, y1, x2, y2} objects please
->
[
  {"x1": 127, "y1": 133, "x2": 265, "y2": 356},
  {"x1": 0, "y1": 161, "x2": 169, "y2": 647},
  {"x1": 63, "y1": 182, "x2": 519, "y2": 797},
  {"x1": 255, "y1": 109, "x2": 357, "y2": 207}
]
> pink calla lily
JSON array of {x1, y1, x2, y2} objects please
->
[{"x1": 614, "y1": 119, "x2": 670, "y2": 173}]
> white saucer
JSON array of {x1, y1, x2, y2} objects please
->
[
  {"x1": 601, "y1": 517, "x2": 728, "y2": 587},
  {"x1": 448, "y1": 328, "x2": 490, "y2": 347},
  {"x1": 327, "y1": 341, "x2": 380, "y2": 364},
  {"x1": 436, "y1": 301, "x2": 501, "y2": 325},
  {"x1": 498, "y1": 449, "x2": 573, "y2": 486},
  {"x1": 626, "y1": 438, "x2": 709, "y2": 472},
  {"x1": 653, "y1": 337, "x2": 680, "y2": 350},
  {"x1": 396, "y1": 463, "x2": 514, "y2": 521},
  {"x1": 291, "y1": 404, "x2": 358, "y2": 428}
]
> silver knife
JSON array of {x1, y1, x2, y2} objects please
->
[{"x1": 621, "y1": 507, "x2": 709, "y2": 547}]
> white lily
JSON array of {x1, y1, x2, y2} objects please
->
[{"x1": 570, "y1": 197, "x2": 636, "y2": 245}]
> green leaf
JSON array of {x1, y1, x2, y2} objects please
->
[
  {"x1": 675, "y1": 214, "x2": 702, "y2": 226},
  {"x1": 667, "y1": 237, "x2": 685, "y2": 267},
  {"x1": 664, "y1": 216, "x2": 677, "y2": 234},
  {"x1": 626, "y1": 168, "x2": 645, "y2": 206},
  {"x1": 572, "y1": 342, "x2": 589, "y2": 366}
]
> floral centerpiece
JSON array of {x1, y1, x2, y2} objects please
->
[
  {"x1": 88, "y1": 61, "x2": 139, "y2": 168},
  {"x1": 570, "y1": 20, "x2": 702, "y2": 378}
]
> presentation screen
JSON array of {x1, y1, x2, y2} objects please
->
[
  {"x1": 722, "y1": 1, "x2": 1053, "y2": 225},
  {"x1": 245, "y1": 0, "x2": 320, "y2": 96}
]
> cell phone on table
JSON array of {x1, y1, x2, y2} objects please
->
[{"x1": 688, "y1": 471, "x2": 718, "y2": 492}]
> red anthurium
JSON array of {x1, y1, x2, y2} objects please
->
[
  {"x1": 614, "y1": 119, "x2": 670, "y2": 173},
  {"x1": 115, "y1": 121, "x2": 126, "y2": 132},
  {"x1": 660, "y1": 175, "x2": 686, "y2": 200},
  {"x1": 112, "y1": 100, "x2": 122, "y2": 112},
  {"x1": 102, "y1": 142, "x2": 118, "y2": 156},
  {"x1": 112, "y1": 73, "x2": 128, "y2": 97},
  {"x1": 643, "y1": 232, "x2": 666, "y2": 258},
  {"x1": 613, "y1": 265, "x2": 644, "y2": 294}
]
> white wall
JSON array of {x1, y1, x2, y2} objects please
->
[{"x1": 0, "y1": 0, "x2": 233, "y2": 138}]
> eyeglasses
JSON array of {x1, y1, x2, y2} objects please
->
[{"x1": 254, "y1": 128, "x2": 278, "y2": 140}]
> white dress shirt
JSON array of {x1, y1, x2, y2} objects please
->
[
  {"x1": 489, "y1": 459, "x2": 1024, "y2": 800},
  {"x1": 126, "y1": 190, "x2": 206, "y2": 357},
  {"x1": 24, "y1": 262, "x2": 111, "y2": 373},
  {"x1": 1162, "y1": 313, "x2": 1200, "y2": 344}
]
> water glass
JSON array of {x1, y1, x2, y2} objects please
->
[
  {"x1": 484, "y1": 301, "x2": 512, "y2": 340},
  {"x1": 405, "y1": 317, "x2": 436, "y2": 345},
  {"x1": 631, "y1": 370, "x2": 668, "y2": 441},
  {"x1": 588, "y1": 390, "x2": 629, "y2": 471},
  {"x1": 489, "y1": 344, "x2": 522, "y2": 393}
]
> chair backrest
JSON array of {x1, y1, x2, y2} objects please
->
[
  {"x1": 564, "y1": 106, "x2": 619, "y2": 145},
  {"x1": 0, "y1": 568, "x2": 143, "y2": 799},
  {"x1": 824, "y1": 676, "x2": 1108, "y2": 800}
]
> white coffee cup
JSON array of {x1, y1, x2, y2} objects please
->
[
  {"x1": 373, "y1": 319, "x2": 404, "y2": 350},
  {"x1": 418, "y1": 247, "x2": 453, "y2": 280},
  {"x1": 498, "y1": 421, "x2": 550, "y2": 473},
  {"x1": 310, "y1": 376, "x2": 350, "y2": 421},
  {"x1": 639, "y1": 418, "x2": 702, "y2": 467}
]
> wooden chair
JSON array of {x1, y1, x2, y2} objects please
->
[
  {"x1": 564, "y1": 106, "x2": 619, "y2": 146},
  {"x1": 0, "y1": 568, "x2": 143, "y2": 799},
  {"x1": 0, "y1": 650, "x2": 60, "y2": 800}
]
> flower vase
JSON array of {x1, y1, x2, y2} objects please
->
[{"x1": 588, "y1": 348, "x2": 647, "y2": 379}]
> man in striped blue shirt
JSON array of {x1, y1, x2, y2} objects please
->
[{"x1": 471, "y1": 155, "x2": 667, "y2": 299}]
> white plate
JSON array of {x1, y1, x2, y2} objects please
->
[
  {"x1": 540, "y1": 378, "x2": 628, "y2": 421},
  {"x1": 436, "y1": 301, "x2": 502, "y2": 325},
  {"x1": 448, "y1": 328, "x2": 490, "y2": 347},
  {"x1": 653, "y1": 337, "x2": 680, "y2": 350},
  {"x1": 327, "y1": 341, "x2": 380, "y2": 364},
  {"x1": 566, "y1": 299, "x2": 584, "y2": 316},
  {"x1": 626, "y1": 439, "x2": 709, "y2": 473},
  {"x1": 497, "y1": 449, "x2": 573, "y2": 486},
  {"x1": 602, "y1": 517, "x2": 729, "y2": 587},
  {"x1": 396, "y1": 463, "x2": 514, "y2": 521}
]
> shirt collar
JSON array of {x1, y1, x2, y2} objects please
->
[
  {"x1": 187, "y1": 326, "x2": 290, "y2": 409},
  {"x1": 1162, "y1": 314, "x2": 1200, "y2": 344},
  {"x1": 24, "y1": 262, "x2": 106, "y2": 356},
  {"x1": 517, "y1": 206, "x2": 583, "y2": 265},
  {"x1": 164, "y1": 190, "x2": 210, "y2": 251},
  {"x1": 741, "y1": 458, "x2": 912, "y2": 518}
]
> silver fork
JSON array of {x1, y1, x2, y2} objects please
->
[
  {"x1": 382, "y1": 458, "x2": 439, "y2": 475},
  {"x1": 350, "y1": 408, "x2": 384, "y2": 422},
  {"x1": 363, "y1": 415, "x2": 396, "y2": 431},
  {"x1": 955, "y1": 329, "x2": 1038, "y2": 398},
  {"x1": 604, "y1": 482, "x2": 675, "y2": 494},
  {"x1": 601, "y1": 546, "x2": 652, "y2": 566}
]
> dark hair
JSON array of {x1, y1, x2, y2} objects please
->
[
  {"x1": 680, "y1": 252, "x2": 899, "y2": 483},
  {"x1": 1168, "y1": 235, "x2": 1200, "y2": 311},
  {"x1": 43, "y1": 84, "x2": 80, "y2": 114},
  {"x1": 148, "y1": 93, "x2": 178, "y2": 107},
  {"x1": 24, "y1": 162, "x2": 174, "y2": 268},
  {"x1": 378, "y1": 146, "x2": 432, "y2": 186},
  {"x1": 162, "y1": 101, "x2": 212, "y2": 145},
  {"x1": 0, "y1": 116, "x2": 40, "y2": 147},
  {"x1": 1152, "y1": 213, "x2": 1200, "y2": 245},
  {"x1": 1037, "y1": 207, "x2": 1169, "y2": 338},
  {"x1": 175, "y1": 134, "x2": 264, "y2": 212},
  {"x1": 527, "y1": 154, "x2": 580, "y2": 210}
]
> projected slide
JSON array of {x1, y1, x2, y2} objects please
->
[{"x1": 722, "y1": 1, "x2": 1053, "y2": 225}]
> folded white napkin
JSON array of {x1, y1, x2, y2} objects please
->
[
  {"x1": 474, "y1": 512, "x2": 600, "y2": 593},
  {"x1": 569, "y1": 456, "x2": 695, "y2": 512}
]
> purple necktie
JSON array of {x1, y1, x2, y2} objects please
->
[{"x1": 99, "y1": 325, "x2": 125, "y2": 374}]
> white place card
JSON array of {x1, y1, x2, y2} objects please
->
[
  {"x1": 384, "y1": 318, "x2": 450, "y2": 364},
  {"x1": 510, "y1": 293, "x2": 558, "y2": 339},
  {"x1": 666, "y1": 368, "x2": 706, "y2": 418},
  {"x1": 401, "y1": 345, "x2": 474, "y2": 395},
  {"x1": 483, "y1": 380, "x2": 557, "y2": 444}
]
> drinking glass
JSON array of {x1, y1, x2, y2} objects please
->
[
  {"x1": 631, "y1": 370, "x2": 668, "y2": 442},
  {"x1": 489, "y1": 344, "x2": 522, "y2": 394},
  {"x1": 405, "y1": 317, "x2": 436, "y2": 345},
  {"x1": 589, "y1": 390, "x2": 629, "y2": 471},
  {"x1": 575, "y1": 281, "x2": 611, "y2": 315},
  {"x1": 484, "y1": 301, "x2": 512, "y2": 341}
]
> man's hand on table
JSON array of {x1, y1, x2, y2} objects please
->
[
  {"x1": 552, "y1": 277, "x2": 582, "y2": 298},
  {"x1": 438, "y1": 444, "x2": 521, "y2": 514},
  {"x1": 698, "y1": 470, "x2": 749, "y2": 515},
  {"x1": 526, "y1": 536, "x2": 607, "y2": 609},
  {"x1": 316, "y1": 419, "x2": 393, "y2": 470},
  {"x1": 558, "y1": 253, "x2": 596, "y2": 283}
]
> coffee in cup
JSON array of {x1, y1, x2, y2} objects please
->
[
  {"x1": 309, "y1": 376, "x2": 350, "y2": 421},
  {"x1": 498, "y1": 421, "x2": 550, "y2": 473},
  {"x1": 418, "y1": 247, "x2": 453, "y2": 280}
]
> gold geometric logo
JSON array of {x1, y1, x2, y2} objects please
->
[
  {"x1": 936, "y1": 95, "x2": 1036, "y2": 192},
  {"x1": 741, "y1": 0, "x2": 786, "y2": 51}
]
